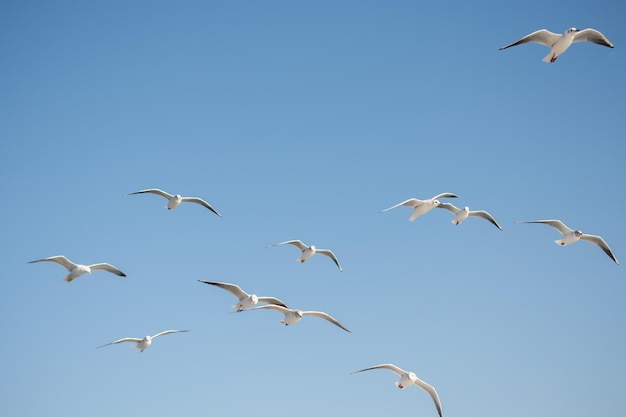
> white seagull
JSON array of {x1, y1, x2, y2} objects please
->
[
  {"x1": 29, "y1": 255, "x2": 126, "y2": 282},
  {"x1": 351, "y1": 363, "x2": 443, "y2": 417},
  {"x1": 244, "y1": 304, "x2": 351, "y2": 333},
  {"x1": 380, "y1": 193, "x2": 459, "y2": 222},
  {"x1": 520, "y1": 219, "x2": 619, "y2": 264},
  {"x1": 129, "y1": 188, "x2": 221, "y2": 216},
  {"x1": 499, "y1": 27, "x2": 614, "y2": 63},
  {"x1": 271, "y1": 240, "x2": 342, "y2": 271},
  {"x1": 198, "y1": 280, "x2": 289, "y2": 312},
  {"x1": 97, "y1": 330, "x2": 189, "y2": 352},
  {"x1": 437, "y1": 202, "x2": 502, "y2": 230}
]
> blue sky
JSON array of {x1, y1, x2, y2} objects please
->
[{"x1": 1, "y1": 1, "x2": 624, "y2": 416}]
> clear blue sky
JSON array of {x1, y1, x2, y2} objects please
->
[{"x1": 1, "y1": 1, "x2": 624, "y2": 416}]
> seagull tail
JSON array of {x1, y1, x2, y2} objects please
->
[{"x1": 542, "y1": 52, "x2": 557, "y2": 63}]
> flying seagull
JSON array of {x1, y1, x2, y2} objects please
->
[
  {"x1": 97, "y1": 330, "x2": 189, "y2": 352},
  {"x1": 244, "y1": 304, "x2": 351, "y2": 333},
  {"x1": 271, "y1": 240, "x2": 342, "y2": 271},
  {"x1": 520, "y1": 219, "x2": 619, "y2": 264},
  {"x1": 437, "y1": 202, "x2": 502, "y2": 230},
  {"x1": 351, "y1": 363, "x2": 443, "y2": 417},
  {"x1": 29, "y1": 255, "x2": 126, "y2": 282},
  {"x1": 198, "y1": 280, "x2": 289, "y2": 312},
  {"x1": 129, "y1": 188, "x2": 221, "y2": 216},
  {"x1": 499, "y1": 28, "x2": 614, "y2": 62},
  {"x1": 380, "y1": 193, "x2": 459, "y2": 222}
]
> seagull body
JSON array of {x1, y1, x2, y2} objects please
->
[
  {"x1": 351, "y1": 363, "x2": 443, "y2": 417},
  {"x1": 28, "y1": 255, "x2": 126, "y2": 282},
  {"x1": 499, "y1": 28, "x2": 614, "y2": 62},
  {"x1": 437, "y1": 203, "x2": 502, "y2": 230},
  {"x1": 380, "y1": 193, "x2": 459, "y2": 222},
  {"x1": 97, "y1": 330, "x2": 189, "y2": 352},
  {"x1": 198, "y1": 280, "x2": 289, "y2": 312},
  {"x1": 271, "y1": 240, "x2": 342, "y2": 271},
  {"x1": 520, "y1": 219, "x2": 619, "y2": 264},
  {"x1": 245, "y1": 304, "x2": 351, "y2": 333},
  {"x1": 129, "y1": 188, "x2": 221, "y2": 216}
]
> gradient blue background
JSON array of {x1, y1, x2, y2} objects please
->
[{"x1": 1, "y1": 1, "x2": 624, "y2": 416}]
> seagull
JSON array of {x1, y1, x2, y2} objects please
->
[
  {"x1": 198, "y1": 280, "x2": 289, "y2": 312},
  {"x1": 28, "y1": 255, "x2": 126, "y2": 282},
  {"x1": 437, "y1": 202, "x2": 502, "y2": 230},
  {"x1": 380, "y1": 193, "x2": 459, "y2": 222},
  {"x1": 271, "y1": 240, "x2": 342, "y2": 271},
  {"x1": 244, "y1": 304, "x2": 351, "y2": 333},
  {"x1": 97, "y1": 330, "x2": 189, "y2": 352},
  {"x1": 129, "y1": 188, "x2": 221, "y2": 216},
  {"x1": 499, "y1": 28, "x2": 614, "y2": 63},
  {"x1": 351, "y1": 364, "x2": 443, "y2": 417},
  {"x1": 520, "y1": 219, "x2": 619, "y2": 264}
]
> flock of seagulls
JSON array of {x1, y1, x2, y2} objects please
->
[{"x1": 26, "y1": 25, "x2": 617, "y2": 417}]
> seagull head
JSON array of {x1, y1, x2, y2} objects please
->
[
  {"x1": 574, "y1": 230, "x2": 583, "y2": 237},
  {"x1": 566, "y1": 28, "x2": 579, "y2": 35}
]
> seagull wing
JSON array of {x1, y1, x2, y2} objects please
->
[
  {"x1": 151, "y1": 329, "x2": 189, "y2": 339},
  {"x1": 97, "y1": 337, "x2": 142, "y2": 348},
  {"x1": 430, "y1": 192, "x2": 459, "y2": 200},
  {"x1": 28, "y1": 255, "x2": 77, "y2": 271},
  {"x1": 245, "y1": 304, "x2": 290, "y2": 314},
  {"x1": 301, "y1": 311, "x2": 351, "y2": 332},
  {"x1": 181, "y1": 197, "x2": 221, "y2": 216},
  {"x1": 580, "y1": 234, "x2": 619, "y2": 264},
  {"x1": 273, "y1": 240, "x2": 308, "y2": 251},
  {"x1": 573, "y1": 28, "x2": 614, "y2": 47},
  {"x1": 499, "y1": 29, "x2": 561, "y2": 49},
  {"x1": 315, "y1": 249, "x2": 343, "y2": 271},
  {"x1": 350, "y1": 363, "x2": 408, "y2": 376},
  {"x1": 380, "y1": 198, "x2": 422, "y2": 212},
  {"x1": 257, "y1": 296, "x2": 290, "y2": 309},
  {"x1": 520, "y1": 219, "x2": 572, "y2": 236},
  {"x1": 128, "y1": 188, "x2": 174, "y2": 199},
  {"x1": 88, "y1": 263, "x2": 126, "y2": 276},
  {"x1": 469, "y1": 210, "x2": 503, "y2": 230},
  {"x1": 413, "y1": 378, "x2": 444, "y2": 417},
  {"x1": 436, "y1": 202, "x2": 461, "y2": 214},
  {"x1": 198, "y1": 280, "x2": 249, "y2": 299}
]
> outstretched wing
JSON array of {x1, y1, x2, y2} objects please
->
[
  {"x1": 181, "y1": 197, "x2": 221, "y2": 216},
  {"x1": 128, "y1": 188, "x2": 174, "y2": 199},
  {"x1": 413, "y1": 378, "x2": 444, "y2": 417},
  {"x1": 28, "y1": 255, "x2": 77, "y2": 271},
  {"x1": 257, "y1": 296, "x2": 290, "y2": 309},
  {"x1": 430, "y1": 192, "x2": 459, "y2": 200},
  {"x1": 580, "y1": 234, "x2": 619, "y2": 264},
  {"x1": 469, "y1": 210, "x2": 502, "y2": 230},
  {"x1": 273, "y1": 240, "x2": 308, "y2": 251},
  {"x1": 199, "y1": 280, "x2": 248, "y2": 299},
  {"x1": 151, "y1": 329, "x2": 189, "y2": 339},
  {"x1": 350, "y1": 363, "x2": 407, "y2": 376},
  {"x1": 88, "y1": 263, "x2": 126, "y2": 276},
  {"x1": 97, "y1": 337, "x2": 142, "y2": 348},
  {"x1": 519, "y1": 219, "x2": 572, "y2": 236},
  {"x1": 499, "y1": 29, "x2": 561, "y2": 49},
  {"x1": 302, "y1": 311, "x2": 350, "y2": 332},
  {"x1": 380, "y1": 198, "x2": 421, "y2": 212},
  {"x1": 436, "y1": 202, "x2": 461, "y2": 214},
  {"x1": 573, "y1": 28, "x2": 614, "y2": 47},
  {"x1": 315, "y1": 249, "x2": 343, "y2": 271}
]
